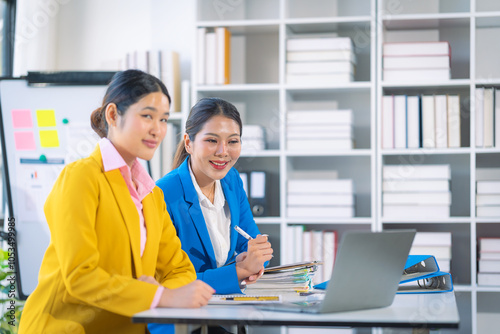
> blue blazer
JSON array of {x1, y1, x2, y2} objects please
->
[{"x1": 156, "y1": 158, "x2": 261, "y2": 294}]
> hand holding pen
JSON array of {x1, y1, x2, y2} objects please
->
[{"x1": 234, "y1": 225, "x2": 273, "y2": 282}]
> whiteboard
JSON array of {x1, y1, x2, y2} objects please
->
[{"x1": 0, "y1": 78, "x2": 111, "y2": 299}]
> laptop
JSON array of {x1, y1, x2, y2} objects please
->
[{"x1": 259, "y1": 230, "x2": 416, "y2": 313}]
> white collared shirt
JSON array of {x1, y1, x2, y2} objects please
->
[{"x1": 188, "y1": 163, "x2": 231, "y2": 268}]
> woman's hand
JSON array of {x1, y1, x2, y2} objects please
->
[
  {"x1": 158, "y1": 280, "x2": 215, "y2": 308},
  {"x1": 235, "y1": 234, "x2": 273, "y2": 281}
]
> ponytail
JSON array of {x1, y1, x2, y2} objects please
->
[
  {"x1": 172, "y1": 139, "x2": 189, "y2": 170},
  {"x1": 90, "y1": 107, "x2": 107, "y2": 138}
]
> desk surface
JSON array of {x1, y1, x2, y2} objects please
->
[{"x1": 133, "y1": 292, "x2": 460, "y2": 329}]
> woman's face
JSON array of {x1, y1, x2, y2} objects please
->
[
  {"x1": 107, "y1": 91, "x2": 170, "y2": 166},
  {"x1": 185, "y1": 115, "x2": 241, "y2": 187}
]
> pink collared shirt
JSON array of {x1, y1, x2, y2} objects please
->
[{"x1": 99, "y1": 138, "x2": 164, "y2": 308}]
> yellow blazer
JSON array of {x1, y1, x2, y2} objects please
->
[{"x1": 19, "y1": 146, "x2": 196, "y2": 334}]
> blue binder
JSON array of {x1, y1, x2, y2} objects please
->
[
  {"x1": 397, "y1": 255, "x2": 454, "y2": 294},
  {"x1": 314, "y1": 255, "x2": 454, "y2": 293}
]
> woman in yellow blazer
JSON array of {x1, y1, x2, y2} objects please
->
[{"x1": 19, "y1": 70, "x2": 214, "y2": 334}]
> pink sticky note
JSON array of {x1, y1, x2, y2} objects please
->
[
  {"x1": 12, "y1": 110, "x2": 33, "y2": 128},
  {"x1": 14, "y1": 131, "x2": 36, "y2": 151}
]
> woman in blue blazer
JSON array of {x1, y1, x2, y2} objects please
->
[
  {"x1": 156, "y1": 97, "x2": 273, "y2": 294},
  {"x1": 151, "y1": 97, "x2": 273, "y2": 334}
]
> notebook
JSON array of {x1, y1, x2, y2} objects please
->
[{"x1": 258, "y1": 230, "x2": 416, "y2": 313}]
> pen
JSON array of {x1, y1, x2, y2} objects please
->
[
  {"x1": 234, "y1": 225, "x2": 253, "y2": 240},
  {"x1": 220, "y1": 296, "x2": 279, "y2": 301}
]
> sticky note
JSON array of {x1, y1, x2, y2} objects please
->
[
  {"x1": 36, "y1": 110, "x2": 57, "y2": 127},
  {"x1": 12, "y1": 109, "x2": 33, "y2": 128},
  {"x1": 14, "y1": 131, "x2": 36, "y2": 151},
  {"x1": 39, "y1": 130, "x2": 60, "y2": 148}
]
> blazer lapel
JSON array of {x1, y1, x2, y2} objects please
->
[
  {"x1": 91, "y1": 147, "x2": 143, "y2": 277},
  {"x1": 141, "y1": 193, "x2": 160, "y2": 274},
  {"x1": 222, "y1": 178, "x2": 239, "y2": 262},
  {"x1": 179, "y1": 159, "x2": 217, "y2": 269}
]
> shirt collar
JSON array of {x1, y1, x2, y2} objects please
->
[
  {"x1": 188, "y1": 160, "x2": 224, "y2": 209},
  {"x1": 99, "y1": 137, "x2": 156, "y2": 196}
]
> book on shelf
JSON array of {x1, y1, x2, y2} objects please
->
[
  {"x1": 479, "y1": 252, "x2": 500, "y2": 260},
  {"x1": 382, "y1": 41, "x2": 451, "y2": 57},
  {"x1": 476, "y1": 181, "x2": 500, "y2": 194},
  {"x1": 407, "y1": 95, "x2": 420, "y2": 149},
  {"x1": 383, "y1": 68, "x2": 450, "y2": 82},
  {"x1": 476, "y1": 167, "x2": 500, "y2": 180},
  {"x1": 287, "y1": 194, "x2": 354, "y2": 206},
  {"x1": 381, "y1": 95, "x2": 394, "y2": 149},
  {"x1": 409, "y1": 245, "x2": 452, "y2": 260},
  {"x1": 288, "y1": 179, "x2": 354, "y2": 194},
  {"x1": 241, "y1": 124, "x2": 266, "y2": 152},
  {"x1": 435, "y1": 95, "x2": 448, "y2": 148},
  {"x1": 413, "y1": 232, "x2": 452, "y2": 247},
  {"x1": 483, "y1": 88, "x2": 495, "y2": 148},
  {"x1": 477, "y1": 273, "x2": 500, "y2": 286},
  {"x1": 287, "y1": 138, "x2": 353, "y2": 150},
  {"x1": 496, "y1": 88, "x2": 500, "y2": 148},
  {"x1": 383, "y1": 180, "x2": 450, "y2": 192},
  {"x1": 287, "y1": 206, "x2": 354, "y2": 219},
  {"x1": 475, "y1": 87, "x2": 485, "y2": 147},
  {"x1": 286, "y1": 128, "x2": 352, "y2": 139},
  {"x1": 286, "y1": 61, "x2": 355, "y2": 74},
  {"x1": 287, "y1": 50, "x2": 356, "y2": 63},
  {"x1": 215, "y1": 27, "x2": 231, "y2": 85},
  {"x1": 393, "y1": 95, "x2": 407, "y2": 149},
  {"x1": 383, "y1": 204, "x2": 450, "y2": 219},
  {"x1": 286, "y1": 37, "x2": 353, "y2": 52},
  {"x1": 477, "y1": 206, "x2": 500, "y2": 217},
  {"x1": 479, "y1": 238, "x2": 500, "y2": 252},
  {"x1": 447, "y1": 95, "x2": 461, "y2": 148},
  {"x1": 383, "y1": 192, "x2": 451, "y2": 205},
  {"x1": 476, "y1": 194, "x2": 500, "y2": 206},
  {"x1": 286, "y1": 73, "x2": 354, "y2": 85},
  {"x1": 422, "y1": 95, "x2": 436, "y2": 148},
  {"x1": 383, "y1": 164, "x2": 451, "y2": 180},
  {"x1": 197, "y1": 27, "x2": 206, "y2": 85},
  {"x1": 478, "y1": 259, "x2": 500, "y2": 273},
  {"x1": 383, "y1": 55, "x2": 450, "y2": 69},
  {"x1": 205, "y1": 31, "x2": 217, "y2": 85},
  {"x1": 287, "y1": 109, "x2": 353, "y2": 124}
]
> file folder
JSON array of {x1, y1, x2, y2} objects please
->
[
  {"x1": 249, "y1": 171, "x2": 267, "y2": 216},
  {"x1": 397, "y1": 255, "x2": 454, "y2": 294}
]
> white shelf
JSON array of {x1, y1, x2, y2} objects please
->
[{"x1": 191, "y1": 1, "x2": 500, "y2": 332}]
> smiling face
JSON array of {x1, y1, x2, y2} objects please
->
[
  {"x1": 106, "y1": 91, "x2": 170, "y2": 167},
  {"x1": 185, "y1": 114, "x2": 241, "y2": 188}
]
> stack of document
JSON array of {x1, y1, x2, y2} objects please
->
[
  {"x1": 246, "y1": 261, "x2": 322, "y2": 292},
  {"x1": 241, "y1": 124, "x2": 266, "y2": 152}
]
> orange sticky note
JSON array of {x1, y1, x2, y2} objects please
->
[
  {"x1": 39, "y1": 130, "x2": 60, "y2": 148},
  {"x1": 36, "y1": 110, "x2": 57, "y2": 127},
  {"x1": 12, "y1": 109, "x2": 33, "y2": 128},
  {"x1": 14, "y1": 131, "x2": 36, "y2": 151}
]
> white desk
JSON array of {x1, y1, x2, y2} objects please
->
[{"x1": 133, "y1": 292, "x2": 460, "y2": 331}]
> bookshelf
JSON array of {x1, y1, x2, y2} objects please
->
[{"x1": 191, "y1": 0, "x2": 500, "y2": 333}]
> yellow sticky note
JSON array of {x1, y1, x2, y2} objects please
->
[
  {"x1": 39, "y1": 130, "x2": 60, "y2": 148},
  {"x1": 36, "y1": 110, "x2": 57, "y2": 127}
]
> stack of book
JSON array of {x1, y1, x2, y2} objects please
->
[
  {"x1": 476, "y1": 167, "x2": 500, "y2": 217},
  {"x1": 409, "y1": 232, "x2": 452, "y2": 273},
  {"x1": 287, "y1": 178, "x2": 355, "y2": 218},
  {"x1": 382, "y1": 41, "x2": 451, "y2": 82},
  {"x1": 285, "y1": 226, "x2": 337, "y2": 285},
  {"x1": 478, "y1": 238, "x2": 500, "y2": 286},
  {"x1": 475, "y1": 87, "x2": 500, "y2": 148},
  {"x1": 245, "y1": 261, "x2": 321, "y2": 292},
  {"x1": 241, "y1": 124, "x2": 266, "y2": 152},
  {"x1": 197, "y1": 27, "x2": 231, "y2": 85},
  {"x1": 286, "y1": 35, "x2": 355, "y2": 85},
  {"x1": 381, "y1": 94, "x2": 460, "y2": 149},
  {"x1": 382, "y1": 164, "x2": 452, "y2": 219},
  {"x1": 286, "y1": 109, "x2": 354, "y2": 150}
]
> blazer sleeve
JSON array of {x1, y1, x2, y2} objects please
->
[
  {"x1": 154, "y1": 188, "x2": 197, "y2": 288},
  {"x1": 45, "y1": 161, "x2": 159, "y2": 317}
]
